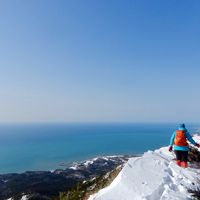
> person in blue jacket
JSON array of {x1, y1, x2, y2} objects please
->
[{"x1": 169, "y1": 123, "x2": 199, "y2": 168}]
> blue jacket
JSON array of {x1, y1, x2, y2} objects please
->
[{"x1": 170, "y1": 127, "x2": 196, "y2": 151}]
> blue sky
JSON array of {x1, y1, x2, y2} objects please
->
[{"x1": 0, "y1": 0, "x2": 200, "y2": 123}]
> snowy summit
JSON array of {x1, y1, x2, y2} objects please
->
[{"x1": 89, "y1": 135, "x2": 200, "y2": 200}]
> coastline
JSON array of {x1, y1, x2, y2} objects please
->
[{"x1": 0, "y1": 155, "x2": 132, "y2": 200}]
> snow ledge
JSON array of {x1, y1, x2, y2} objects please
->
[{"x1": 89, "y1": 135, "x2": 200, "y2": 200}]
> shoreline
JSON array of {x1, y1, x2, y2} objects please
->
[
  {"x1": 0, "y1": 154, "x2": 139, "y2": 175},
  {"x1": 0, "y1": 155, "x2": 133, "y2": 200}
]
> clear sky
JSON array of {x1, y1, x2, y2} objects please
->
[{"x1": 0, "y1": 0, "x2": 200, "y2": 123}]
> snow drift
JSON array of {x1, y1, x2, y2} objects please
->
[{"x1": 89, "y1": 135, "x2": 200, "y2": 200}]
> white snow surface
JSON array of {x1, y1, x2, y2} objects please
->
[
  {"x1": 69, "y1": 155, "x2": 126, "y2": 170},
  {"x1": 89, "y1": 135, "x2": 200, "y2": 200},
  {"x1": 7, "y1": 195, "x2": 28, "y2": 200},
  {"x1": 21, "y1": 195, "x2": 28, "y2": 200}
]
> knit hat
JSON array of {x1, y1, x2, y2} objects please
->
[{"x1": 179, "y1": 123, "x2": 185, "y2": 128}]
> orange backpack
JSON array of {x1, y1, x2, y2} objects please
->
[{"x1": 174, "y1": 130, "x2": 188, "y2": 146}]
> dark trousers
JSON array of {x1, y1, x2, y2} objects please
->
[{"x1": 174, "y1": 150, "x2": 188, "y2": 162}]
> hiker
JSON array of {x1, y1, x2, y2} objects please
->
[{"x1": 169, "y1": 124, "x2": 200, "y2": 168}]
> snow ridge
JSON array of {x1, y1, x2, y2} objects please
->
[{"x1": 89, "y1": 136, "x2": 200, "y2": 200}]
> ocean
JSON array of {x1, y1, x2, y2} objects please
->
[{"x1": 0, "y1": 123, "x2": 199, "y2": 174}]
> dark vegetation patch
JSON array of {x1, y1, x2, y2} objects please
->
[
  {"x1": 58, "y1": 165, "x2": 123, "y2": 200},
  {"x1": 188, "y1": 145, "x2": 200, "y2": 199}
]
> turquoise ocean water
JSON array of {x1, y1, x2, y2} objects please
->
[{"x1": 0, "y1": 123, "x2": 199, "y2": 174}]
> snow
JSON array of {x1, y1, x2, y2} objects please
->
[
  {"x1": 89, "y1": 135, "x2": 200, "y2": 200},
  {"x1": 70, "y1": 166, "x2": 78, "y2": 170},
  {"x1": 69, "y1": 155, "x2": 127, "y2": 170},
  {"x1": 84, "y1": 160, "x2": 95, "y2": 166},
  {"x1": 6, "y1": 195, "x2": 28, "y2": 200},
  {"x1": 83, "y1": 156, "x2": 123, "y2": 167},
  {"x1": 193, "y1": 134, "x2": 200, "y2": 144},
  {"x1": 21, "y1": 195, "x2": 28, "y2": 200}
]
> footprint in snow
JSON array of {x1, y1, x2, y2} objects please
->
[{"x1": 128, "y1": 163, "x2": 132, "y2": 168}]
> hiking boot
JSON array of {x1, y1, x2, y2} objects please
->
[
  {"x1": 176, "y1": 160, "x2": 181, "y2": 167},
  {"x1": 181, "y1": 161, "x2": 188, "y2": 168}
]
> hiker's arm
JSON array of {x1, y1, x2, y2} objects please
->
[
  {"x1": 185, "y1": 131, "x2": 197, "y2": 145},
  {"x1": 169, "y1": 132, "x2": 175, "y2": 146}
]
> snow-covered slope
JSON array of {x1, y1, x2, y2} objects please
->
[{"x1": 89, "y1": 135, "x2": 200, "y2": 200}]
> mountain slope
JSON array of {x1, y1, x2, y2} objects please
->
[{"x1": 89, "y1": 135, "x2": 200, "y2": 200}]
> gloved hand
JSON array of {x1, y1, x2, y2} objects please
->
[
  {"x1": 168, "y1": 146, "x2": 173, "y2": 152},
  {"x1": 195, "y1": 143, "x2": 200, "y2": 148}
]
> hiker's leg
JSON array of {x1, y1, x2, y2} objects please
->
[
  {"x1": 174, "y1": 150, "x2": 181, "y2": 160},
  {"x1": 174, "y1": 150, "x2": 181, "y2": 166},
  {"x1": 181, "y1": 151, "x2": 188, "y2": 168},
  {"x1": 182, "y1": 151, "x2": 188, "y2": 162}
]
